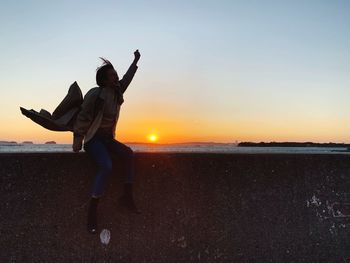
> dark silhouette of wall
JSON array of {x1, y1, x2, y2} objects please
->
[{"x1": 1, "y1": 152, "x2": 350, "y2": 262}]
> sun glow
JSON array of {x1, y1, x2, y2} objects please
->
[{"x1": 148, "y1": 134, "x2": 158, "y2": 142}]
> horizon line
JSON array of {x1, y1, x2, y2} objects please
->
[{"x1": 1, "y1": 140, "x2": 350, "y2": 145}]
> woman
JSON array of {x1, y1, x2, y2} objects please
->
[{"x1": 72, "y1": 50, "x2": 141, "y2": 234}]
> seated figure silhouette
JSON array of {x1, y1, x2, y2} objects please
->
[{"x1": 73, "y1": 50, "x2": 141, "y2": 234}]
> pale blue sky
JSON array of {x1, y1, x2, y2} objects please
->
[{"x1": 0, "y1": 0, "x2": 349, "y2": 143}]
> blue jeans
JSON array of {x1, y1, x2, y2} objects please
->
[{"x1": 83, "y1": 133, "x2": 135, "y2": 197}]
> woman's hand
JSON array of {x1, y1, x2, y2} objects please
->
[
  {"x1": 134, "y1": 49, "x2": 141, "y2": 62},
  {"x1": 73, "y1": 134, "x2": 83, "y2": 152}
]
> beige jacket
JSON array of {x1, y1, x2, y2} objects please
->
[{"x1": 73, "y1": 63, "x2": 138, "y2": 144}]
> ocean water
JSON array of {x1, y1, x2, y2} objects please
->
[{"x1": 0, "y1": 143, "x2": 349, "y2": 154}]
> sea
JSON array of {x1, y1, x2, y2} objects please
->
[{"x1": 0, "y1": 143, "x2": 349, "y2": 154}]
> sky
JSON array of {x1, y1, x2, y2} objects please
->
[{"x1": 0, "y1": 0, "x2": 349, "y2": 144}]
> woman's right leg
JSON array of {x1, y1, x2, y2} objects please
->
[
  {"x1": 83, "y1": 136, "x2": 113, "y2": 233},
  {"x1": 87, "y1": 196, "x2": 99, "y2": 233},
  {"x1": 84, "y1": 136, "x2": 113, "y2": 198}
]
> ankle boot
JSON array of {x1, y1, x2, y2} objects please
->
[
  {"x1": 118, "y1": 183, "x2": 141, "y2": 214},
  {"x1": 87, "y1": 197, "x2": 99, "y2": 234}
]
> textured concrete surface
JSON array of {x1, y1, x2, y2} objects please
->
[{"x1": 1, "y1": 152, "x2": 350, "y2": 262}]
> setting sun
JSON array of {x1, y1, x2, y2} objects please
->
[{"x1": 148, "y1": 134, "x2": 158, "y2": 142}]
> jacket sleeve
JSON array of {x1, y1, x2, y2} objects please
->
[
  {"x1": 119, "y1": 62, "x2": 138, "y2": 94},
  {"x1": 73, "y1": 89, "x2": 97, "y2": 138}
]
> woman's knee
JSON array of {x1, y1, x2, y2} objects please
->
[
  {"x1": 110, "y1": 140, "x2": 134, "y2": 157},
  {"x1": 117, "y1": 143, "x2": 133, "y2": 156},
  {"x1": 124, "y1": 146, "x2": 134, "y2": 157}
]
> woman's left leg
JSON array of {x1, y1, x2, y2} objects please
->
[
  {"x1": 105, "y1": 138, "x2": 141, "y2": 214},
  {"x1": 105, "y1": 139, "x2": 135, "y2": 184}
]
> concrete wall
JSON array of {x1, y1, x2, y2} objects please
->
[{"x1": 1, "y1": 152, "x2": 350, "y2": 262}]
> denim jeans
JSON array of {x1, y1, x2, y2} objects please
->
[{"x1": 83, "y1": 133, "x2": 135, "y2": 197}]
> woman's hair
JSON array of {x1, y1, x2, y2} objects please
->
[{"x1": 96, "y1": 57, "x2": 114, "y2": 87}]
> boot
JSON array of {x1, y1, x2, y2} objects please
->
[
  {"x1": 118, "y1": 183, "x2": 141, "y2": 214},
  {"x1": 87, "y1": 197, "x2": 99, "y2": 234}
]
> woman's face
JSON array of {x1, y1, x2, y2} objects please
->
[{"x1": 104, "y1": 68, "x2": 119, "y2": 87}]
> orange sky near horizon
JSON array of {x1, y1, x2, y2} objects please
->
[{"x1": 1, "y1": 111, "x2": 349, "y2": 144}]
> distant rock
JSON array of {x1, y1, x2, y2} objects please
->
[
  {"x1": 22, "y1": 141, "x2": 33, "y2": 144},
  {"x1": 45, "y1": 141, "x2": 56, "y2": 144},
  {"x1": 238, "y1": 141, "x2": 350, "y2": 148},
  {"x1": 0, "y1": 141, "x2": 17, "y2": 145}
]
